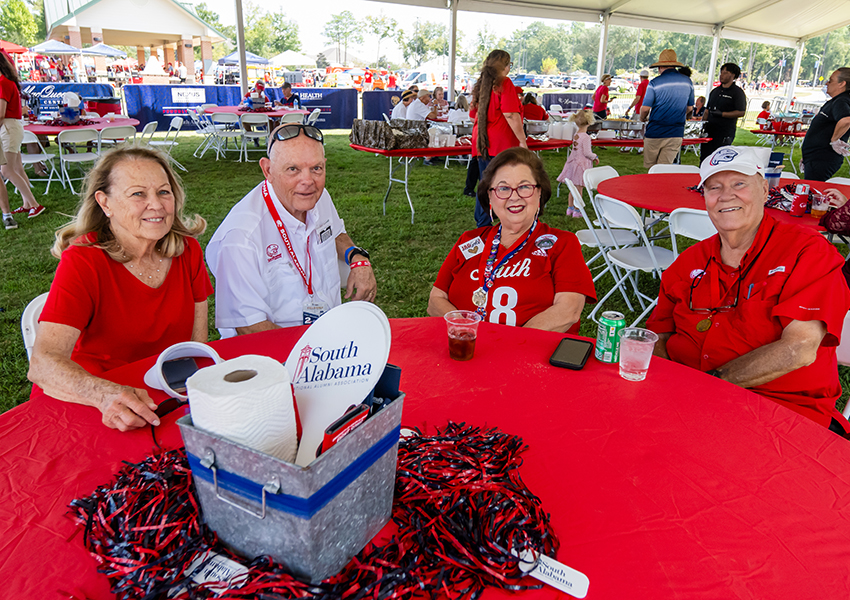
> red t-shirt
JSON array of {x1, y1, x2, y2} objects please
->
[
  {"x1": 592, "y1": 85, "x2": 609, "y2": 112},
  {"x1": 634, "y1": 79, "x2": 649, "y2": 112},
  {"x1": 646, "y1": 214, "x2": 850, "y2": 431},
  {"x1": 757, "y1": 110, "x2": 771, "y2": 121},
  {"x1": 39, "y1": 235, "x2": 213, "y2": 377},
  {"x1": 0, "y1": 75, "x2": 22, "y2": 119},
  {"x1": 434, "y1": 222, "x2": 596, "y2": 332},
  {"x1": 471, "y1": 77, "x2": 523, "y2": 158},
  {"x1": 523, "y1": 103, "x2": 549, "y2": 121},
  {"x1": 365, "y1": 71, "x2": 372, "y2": 83}
]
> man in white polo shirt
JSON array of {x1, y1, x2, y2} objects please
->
[
  {"x1": 406, "y1": 89, "x2": 437, "y2": 121},
  {"x1": 206, "y1": 123, "x2": 377, "y2": 337}
]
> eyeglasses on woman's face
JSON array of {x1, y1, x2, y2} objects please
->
[{"x1": 489, "y1": 184, "x2": 540, "y2": 200}]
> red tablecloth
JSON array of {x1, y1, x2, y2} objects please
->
[
  {"x1": 2, "y1": 318, "x2": 849, "y2": 599},
  {"x1": 597, "y1": 173, "x2": 839, "y2": 232},
  {"x1": 204, "y1": 105, "x2": 309, "y2": 118},
  {"x1": 24, "y1": 116, "x2": 140, "y2": 136}
]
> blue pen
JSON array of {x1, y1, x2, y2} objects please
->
[{"x1": 747, "y1": 283, "x2": 754, "y2": 299}]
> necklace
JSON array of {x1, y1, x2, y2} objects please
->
[{"x1": 122, "y1": 247, "x2": 163, "y2": 280}]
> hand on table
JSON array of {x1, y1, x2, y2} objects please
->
[
  {"x1": 98, "y1": 387, "x2": 160, "y2": 431},
  {"x1": 345, "y1": 265, "x2": 377, "y2": 303},
  {"x1": 823, "y1": 188, "x2": 849, "y2": 208},
  {"x1": 830, "y1": 139, "x2": 850, "y2": 156}
]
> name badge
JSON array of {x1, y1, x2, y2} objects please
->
[
  {"x1": 318, "y1": 222, "x2": 333, "y2": 244},
  {"x1": 303, "y1": 296, "x2": 330, "y2": 325},
  {"x1": 459, "y1": 236, "x2": 484, "y2": 260}
]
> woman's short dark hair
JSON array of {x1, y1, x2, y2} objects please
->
[
  {"x1": 522, "y1": 93, "x2": 538, "y2": 106},
  {"x1": 476, "y1": 147, "x2": 552, "y2": 217}
]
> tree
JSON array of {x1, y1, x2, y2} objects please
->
[
  {"x1": 541, "y1": 57, "x2": 558, "y2": 74},
  {"x1": 26, "y1": 0, "x2": 45, "y2": 41},
  {"x1": 243, "y1": 3, "x2": 300, "y2": 56},
  {"x1": 193, "y1": 2, "x2": 235, "y2": 61},
  {"x1": 323, "y1": 11, "x2": 363, "y2": 64},
  {"x1": 365, "y1": 14, "x2": 398, "y2": 68},
  {"x1": 316, "y1": 52, "x2": 329, "y2": 69},
  {"x1": 466, "y1": 24, "x2": 503, "y2": 67},
  {"x1": 402, "y1": 19, "x2": 448, "y2": 67},
  {"x1": 0, "y1": 0, "x2": 37, "y2": 46}
]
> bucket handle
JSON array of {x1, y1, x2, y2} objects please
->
[{"x1": 200, "y1": 448, "x2": 281, "y2": 520}]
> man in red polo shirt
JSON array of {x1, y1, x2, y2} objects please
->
[{"x1": 647, "y1": 146, "x2": 850, "y2": 437}]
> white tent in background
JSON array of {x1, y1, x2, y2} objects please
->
[{"x1": 270, "y1": 50, "x2": 315, "y2": 68}]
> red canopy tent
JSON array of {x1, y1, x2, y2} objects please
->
[{"x1": 0, "y1": 39, "x2": 28, "y2": 54}]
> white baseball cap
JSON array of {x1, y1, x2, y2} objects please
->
[
  {"x1": 639, "y1": 70, "x2": 649, "y2": 78},
  {"x1": 699, "y1": 146, "x2": 765, "y2": 187}
]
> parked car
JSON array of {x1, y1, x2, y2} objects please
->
[
  {"x1": 572, "y1": 75, "x2": 598, "y2": 90},
  {"x1": 511, "y1": 73, "x2": 545, "y2": 88},
  {"x1": 611, "y1": 78, "x2": 635, "y2": 93}
]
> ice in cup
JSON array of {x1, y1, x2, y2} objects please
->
[
  {"x1": 811, "y1": 194, "x2": 830, "y2": 219},
  {"x1": 618, "y1": 328, "x2": 659, "y2": 381},
  {"x1": 444, "y1": 310, "x2": 482, "y2": 361}
]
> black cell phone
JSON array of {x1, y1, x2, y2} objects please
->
[
  {"x1": 161, "y1": 357, "x2": 198, "y2": 393},
  {"x1": 549, "y1": 338, "x2": 593, "y2": 370}
]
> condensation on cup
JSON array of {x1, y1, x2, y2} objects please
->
[
  {"x1": 444, "y1": 310, "x2": 482, "y2": 361},
  {"x1": 618, "y1": 327, "x2": 659, "y2": 381}
]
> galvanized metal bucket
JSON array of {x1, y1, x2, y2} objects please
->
[{"x1": 178, "y1": 394, "x2": 404, "y2": 582}]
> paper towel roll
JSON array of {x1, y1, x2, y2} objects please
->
[{"x1": 187, "y1": 355, "x2": 298, "y2": 463}]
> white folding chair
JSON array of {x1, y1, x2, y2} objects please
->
[
  {"x1": 149, "y1": 116, "x2": 186, "y2": 171},
  {"x1": 57, "y1": 128, "x2": 99, "y2": 194},
  {"x1": 782, "y1": 172, "x2": 800, "y2": 180},
  {"x1": 187, "y1": 107, "x2": 218, "y2": 158},
  {"x1": 306, "y1": 108, "x2": 321, "y2": 126},
  {"x1": 239, "y1": 113, "x2": 270, "y2": 162},
  {"x1": 837, "y1": 312, "x2": 850, "y2": 418},
  {"x1": 589, "y1": 195, "x2": 676, "y2": 326},
  {"x1": 549, "y1": 103, "x2": 563, "y2": 120},
  {"x1": 281, "y1": 112, "x2": 305, "y2": 124},
  {"x1": 648, "y1": 164, "x2": 700, "y2": 174},
  {"x1": 668, "y1": 208, "x2": 716, "y2": 258},
  {"x1": 20, "y1": 130, "x2": 62, "y2": 194},
  {"x1": 138, "y1": 121, "x2": 157, "y2": 144},
  {"x1": 566, "y1": 178, "x2": 639, "y2": 310},
  {"x1": 21, "y1": 292, "x2": 49, "y2": 361},
  {"x1": 98, "y1": 125, "x2": 137, "y2": 151},
  {"x1": 827, "y1": 177, "x2": 850, "y2": 186},
  {"x1": 209, "y1": 112, "x2": 243, "y2": 160},
  {"x1": 583, "y1": 166, "x2": 619, "y2": 207}
]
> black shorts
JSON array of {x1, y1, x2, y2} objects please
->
[{"x1": 803, "y1": 155, "x2": 844, "y2": 182}]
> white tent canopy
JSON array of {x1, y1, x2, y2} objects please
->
[{"x1": 270, "y1": 50, "x2": 316, "y2": 68}]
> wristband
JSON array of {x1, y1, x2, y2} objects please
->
[
  {"x1": 344, "y1": 246, "x2": 356, "y2": 265},
  {"x1": 349, "y1": 260, "x2": 371, "y2": 269}
]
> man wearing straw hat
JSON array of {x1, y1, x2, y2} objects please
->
[{"x1": 639, "y1": 49, "x2": 694, "y2": 169}]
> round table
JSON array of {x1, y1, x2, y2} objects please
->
[
  {"x1": 597, "y1": 173, "x2": 844, "y2": 232},
  {"x1": 203, "y1": 105, "x2": 309, "y2": 119},
  {"x1": 2, "y1": 318, "x2": 849, "y2": 599},
  {"x1": 24, "y1": 116, "x2": 140, "y2": 136}
]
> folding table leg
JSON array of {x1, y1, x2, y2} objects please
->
[{"x1": 382, "y1": 155, "x2": 396, "y2": 216}]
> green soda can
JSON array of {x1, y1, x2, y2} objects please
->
[{"x1": 595, "y1": 311, "x2": 626, "y2": 363}]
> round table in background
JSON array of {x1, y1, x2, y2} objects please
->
[
  {"x1": 203, "y1": 105, "x2": 309, "y2": 119},
  {"x1": 2, "y1": 318, "x2": 849, "y2": 599},
  {"x1": 597, "y1": 173, "x2": 845, "y2": 232},
  {"x1": 24, "y1": 116, "x2": 140, "y2": 136}
]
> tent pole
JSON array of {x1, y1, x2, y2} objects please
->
[
  {"x1": 448, "y1": 0, "x2": 458, "y2": 100},
  {"x1": 705, "y1": 26, "x2": 721, "y2": 99},
  {"x1": 596, "y1": 11, "x2": 610, "y2": 81},
  {"x1": 234, "y1": 0, "x2": 249, "y2": 96},
  {"x1": 786, "y1": 39, "x2": 804, "y2": 107}
]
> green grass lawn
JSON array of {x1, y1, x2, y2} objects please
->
[{"x1": 1, "y1": 127, "x2": 847, "y2": 414}]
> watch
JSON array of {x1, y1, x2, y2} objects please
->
[{"x1": 347, "y1": 246, "x2": 370, "y2": 265}]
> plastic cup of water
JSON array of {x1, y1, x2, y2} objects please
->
[
  {"x1": 444, "y1": 310, "x2": 482, "y2": 361},
  {"x1": 618, "y1": 328, "x2": 659, "y2": 381}
]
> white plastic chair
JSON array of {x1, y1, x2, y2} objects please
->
[
  {"x1": 281, "y1": 112, "x2": 305, "y2": 124},
  {"x1": 589, "y1": 195, "x2": 676, "y2": 326},
  {"x1": 138, "y1": 121, "x2": 157, "y2": 144},
  {"x1": 782, "y1": 172, "x2": 800, "y2": 180},
  {"x1": 98, "y1": 125, "x2": 137, "y2": 151},
  {"x1": 209, "y1": 112, "x2": 243, "y2": 160},
  {"x1": 239, "y1": 113, "x2": 270, "y2": 162},
  {"x1": 187, "y1": 107, "x2": 218, "y2": 158},
  {"x1": 149, "y1": 117, "x2": 186, "y2": 171},
  {"x1": 668, "y1": 208, "x2": 717, "y2": 258},
  {"x1": 21, "y1": 292, "x2": 49, "y2": 361},
  {"x1": 583, "y1": 166, "x2": 619, "y2": 206},
  {"x1": 648, "y1": 164, "x2": 700, "y2": 174},
  {"x1": 306, "y1": 108, "x2": 321, "y2": 127},
  {"x1": 20, "y1": 130, "x2": 62, "y2": 194},
  {"x1": 57, "y1": 128, "x2": 100, "y2": 194},
  {"x1": 827, "y1": 177, "x2": 850, "y2": 186}
]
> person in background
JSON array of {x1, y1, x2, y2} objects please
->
[
  {"x1": 431, "y1": 86, "x2": 449, "y2": 119},
  {"x1": 242, "y1": 80, "x2": 272, "y2": 107},
  {"x1": 462, "y1": 95, "x2": 480, "y2": 198},
  {"x1": 429, "y1": 148, "x2": 595, "y2": 332},
  {"x1": 624, "y1": 70, "x2": 650, "y2": 120},
  {"x1": 0, "y1": 51, "x2": 44, "y2": 227},
  {"x1": 813, "y1": 186, "x2": 850, "y2": 289},
  {"x1": 28, "y1": 146, "x2": 212, "y2": 431},
  {"x1": 557, "y1": 109, "x2": 598, "y2": 219},
  {"x1": 592, "y1": 74, "x2": 612, "y2": 120},
  {"x1": 646, "y1": 146, "x2": 850, "y2": 438},
  {"x1": 757, "y1": 101, "x2": 771, "y2": 121},
  {"x1": 178, "y1": 61, "x2": 187, "y2": 83},
  {"x1": 388, "y1": 72, "x2": 397, "y2": 90},
  {"x1": 364, "y1": 68, "x2": 373, "y2": 91},
  {"x1": 801, "y1": 68, "x2": 850, "y2": 181},
  {"x1": 406, "y1": 89, "x2": 437, "y2": 121},
  {"x1": 692, "y1": 96, "x2": 706, "y2": 119},
  {"x1": 640, "y1": 49, "x2": 694, "y2": 169},
  {"x1": 471, "y1": 49, "x2": 526, "y2": 227},
  {"x1": 701, "y1": 62, "x2": 747, "y2": 163},
  {"x1": 448, "y1": 94, "x2": 470, "y2": 122},
  {"x1": 275, "y1": 82, "x2": 301, "y2": 109},
  {"x1": 391, "y1": 89, "x2": 415, "y2": 120},
  {"x1": 522, "y1": 93, "x2": 549, "y2": 121}
]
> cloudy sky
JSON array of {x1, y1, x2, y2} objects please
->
[{"x1": 198, "y1": 0, "x2": 578, "y2": 63}]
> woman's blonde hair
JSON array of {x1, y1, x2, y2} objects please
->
[
  {"x1": 569, "y1": 109, "x2": 596, "y2": 127},
  {"x1": 472, "y1": 49, "x2": 511, "y2": 157},
  {"x1": 52, "y1": 145, "x2": 206, "y2": 260},
  {"x1": 455, "y1": 94, "x2": 469, "y2": 110}
]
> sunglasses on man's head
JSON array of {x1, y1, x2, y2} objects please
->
[{"x1": 267, "y1": 123, "x2": 324, "y2": 155}]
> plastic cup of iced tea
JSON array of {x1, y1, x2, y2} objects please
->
[
  {"x1": 811, "y1": 194, "x2": 830, "y2": 219},
  {"x1": 444, "y1": 310, "x2": 482, "y2": 361}
]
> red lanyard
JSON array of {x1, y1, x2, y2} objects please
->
[{"x1": 261, "y1": 181, "x2": 313, "y2": 295}]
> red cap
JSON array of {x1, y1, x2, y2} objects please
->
[
  {"x1": 255, "y1": 81, "x2": 265, "y2": 90},
  {"x1": 515, "y1": 86, "x2": 524, "y2": 94}
]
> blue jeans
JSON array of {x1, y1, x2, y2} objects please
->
[{"x1": 475, "y1": 157, "x2": 492, "y2": 227}]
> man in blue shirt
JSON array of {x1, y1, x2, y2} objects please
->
[{"x1": 640, "y1": 49, "x2": 694, "y2": 169}]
